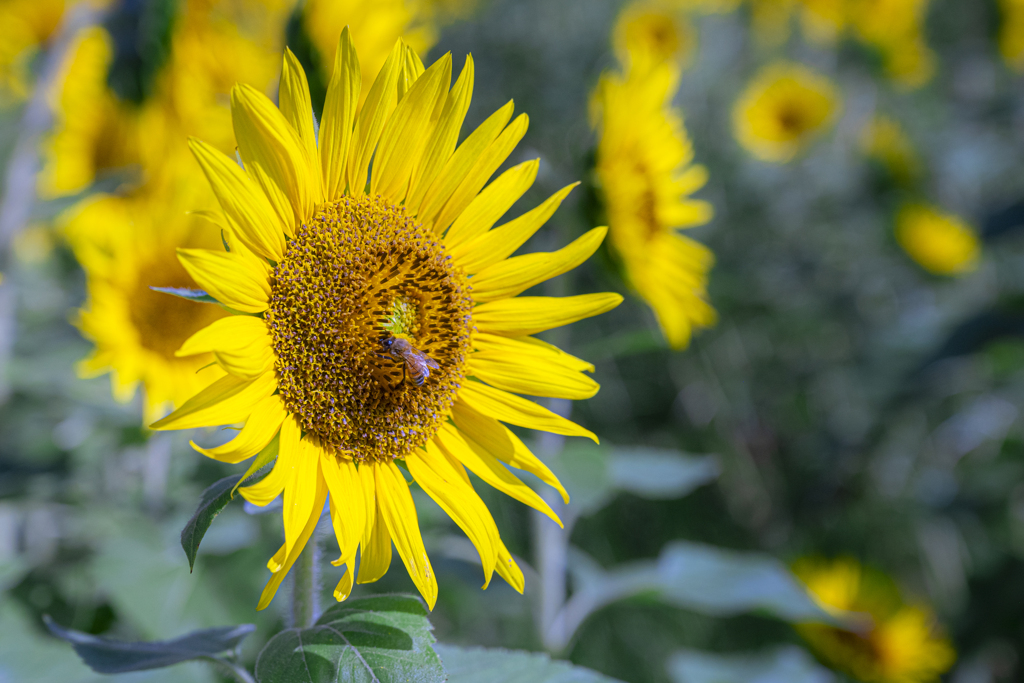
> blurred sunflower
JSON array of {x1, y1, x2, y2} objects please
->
[
  {"x1": 67, "y1": 178, "x2": 228, "y2": 424},
  {"x1": 849, "y1": 0, "x2": 934, "y2": 88},
  {"x1": 38, "y1": 26, "x2": 144, "y2": 197},
  {"x1": 153, "y1": 31, "x2": 621, "y2": 610},
  {"x1": 746, "y1": 0, "x2": 798, "y2": 47},
  {"x1": 860, "y1": 114, "x2": 920, "y2": 188},
  {"x1": 999, "y1": 0, "x2": 1024, "y2": 71},
  {"x1": 794, "y1": 558, "x2": 956, "y2": 683},
  {"x1": 613, "y1": 1, "x2": 697, "y2": 73},
  {"x1": 0, "y1": 0, "x2": 78, "y2": 104},
  {"x1": 895, "y1": 203, "x2": 979, "y2": 276},
  {"x1": 303, "y1": 0, "x2": 437, "y2": 104},
  {"x1": 591, "y1": 61, "x2": 715, "y2": 350},
  {"x1": 732, "y1": 61, "x2": 840, "y2": 163}
]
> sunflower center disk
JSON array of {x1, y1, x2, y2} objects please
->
[{"x1": 267, "y1": 195, "x2": 473, "y2": 462}]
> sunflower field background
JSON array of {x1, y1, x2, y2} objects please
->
[{"x1": 1, "y1": 0, "x2": 1024, "y2": 681}]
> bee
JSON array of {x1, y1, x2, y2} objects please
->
[{"x1": 380, "y1": 336, "x2": 440, "y2": 387}]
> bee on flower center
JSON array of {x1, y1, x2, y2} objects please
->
[{"x1": 380, "y1": 336, "x2": 440, "y2": 387}]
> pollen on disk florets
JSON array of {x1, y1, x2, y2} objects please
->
[{"x1": 266, "y1": 195, "x2": 473, "y2": 462}]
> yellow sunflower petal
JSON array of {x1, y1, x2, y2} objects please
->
[
  {"x1": 239, "y1": 435, "x2": 294, "y2": 506},
  {"x1": 348, "y1": 40, "x2": 404, "y2": 195},
  {"x1": 188, "y1": 138, "x2": 286, "y2": 261},
  {"x1": 468, "y1": 350, "x2": 599, "y2": 400},
  {"x1": 415, "y1": 100, "x2": 514, "y2": 227},
  {"x1": 496, "y1": 539, "x2": 524, "y2": 593},
  {"x1": 457, "y1": 382, "x2": 597, "y2": 442},
  {"x1": 409, "y1": 442, "x2": 499, "y2": 587},
  {"x1": 375, "y1": 460, "x2": 438, "y2": 610},
  {"x1": 474, "y1": 293, "x2": 623, "y2": 337},
  {"x1": 232, "y1": 83, "x2": 316, "y2": 224},
  {"x1": 176, "y1": 249, "x2": 270, "y2": 314},
  {"x1": 176, "y1": 315, "x2": 270, "y2": 357},
  {"x1": 470, "y1": 227, "x2": 608, "y2": 302},
  {"x1": 267, "y1": 545, "x2": 286, "y2": 573},
  {"x1": 449, "y1": 182, "x2": 579, "y2": 273},
  {"x1": 435, "y1": 423, "x2": 562, "y2": 527},
  {"x1": 190, "y1": 394, "x2": 286, "y2": 464},
  {"x1": 279, "y1": 48, "x2": 322, "y2": 193},
  {"x1": 473, "y1": 333, "x2": 594, "y2": 373},
  {"x1": 450, "y1": 402, "x2": 568, "y2": 503},
  {"x1": 432, "y1": 113, "x2": 529, "y2": 235},
  {"x1": 320, "y1": 453, "x2": 367, "y2": 567},
  {"x1": 398, "y1": 43, "x2": 426, "y2": 100},
  {"x1": 358, "y1": 502, "x2": 393, "y2": 585},
  {"x1": 371, "y1": 53, "x2": 452, "y2": 203},
  {"x1": 150, "y1": 371, "x2": 276, "y2": 431},
  {"x1": 334, "y1": 560, "x2": 356, "y2": 601},
  {"x1": 281, "y1": 417, "x2": 322, "y2": 558},
  {"x1": 444, "y1": 159, "x2": 538, "y2": 249},
  {"x1": 406, "y1": 56, "x2": 474, "y2": 209},
  {"x1": 256, "y1": 473, "x2": 328, "y2": 610},
  {"x1": 320, "y1": 27, "x2": 360, "y2": 202},
  {"x1": 214, "y1": 333, "x2": 274, "y2": 379}
]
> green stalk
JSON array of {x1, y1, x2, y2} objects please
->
[{"x1": 291, "y1": 533, "x2": 320, "y2": 628}]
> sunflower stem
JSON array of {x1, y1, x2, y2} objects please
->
[
  {"x1": 291, "y1": 534, "x2": 320, "y2": 628},
  {"x1": 534, "y1": 400, "x2": 570, "y2": 653}
]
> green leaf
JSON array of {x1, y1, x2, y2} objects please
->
[
  {"x1": 44, "y1": 615, "x2": 254, "y2": 674},
  {"x1": 553, "y1": 443, "x2": 720, "y2": 520},
  {"x1": 150, "y1": 286, "x2": 220, "y2": 304},
  {"x1": 434, "y1": 644, "x2": 626, "y2": 683},
  {"x1": 666, "y1": 646, "x2": 834, "y2": 683},
  {"x1": 656, "y1": 541, "x2": 840, "y2": 623},
  {"x1": 181, "y1": 462, "x2": 272, "y2": 571},
  {"x1": 254, "y1": 594, "x2": 445, "y2": 683}
]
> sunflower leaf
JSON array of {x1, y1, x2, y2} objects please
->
[
  {"x1": 150, "y1": 286, "x2": 221, "y2": 304},
  {"x1": 181, "y1": 464, "x2": 272, "y2": 571},
  {"x1": 43, "y1": 615, "x2": 254, "y2": 674},
  {"x1": 254, "y1": 594, "x2": 445, "y2": 683},
  {"x1": 666, "y1": 646, "x2": 835, "y2": 683},
  {"x1": 434, "y1": 644, "x2": 626, "y2": 683}
]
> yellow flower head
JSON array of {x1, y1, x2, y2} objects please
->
[
  {"x1": 794, "y1": 558, "x2": 956, "y2": 683},
  {"x1": 592, "y1": 62, "x2": 715, "y2": 349},
  {"x1": 999, "y1": 0, "x2": 1024, "y2": 71},
  {"x1": 746, "y1": 0, "x2": 799, "y2": 47},
  {"x1": 799, "y1": 0, "x2": 848, "y2": 44},
  {"x1": 732, "y1": 61, "x2": 840, "y2": 163},
  {"x1": 860, "y1": 114, "x2": 920, "y2": 187},
  {"x1": 303, "y1": 0, "x2": 437, "y2": 105},
  {"x1": 850, "y1": 0, "x2": 934, "y2": 88},
  {"x1": 0, "y1": 0, "x2": 72, "y2": 103},
  {"x1": 66, "y1": 180, "x2": 229, "y2": 424},
  {"x1": 152, "y1": 31, "x2": 621, "y2": 611},
  {"x1": 613, "y1": 1, "x2": 697, "y2": 73},
  {"x1": 895, "y1": 203, "x2": 980, "y2": 276}
]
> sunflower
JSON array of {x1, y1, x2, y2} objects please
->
[
  {"x1": 860, "y1": 115, "x2": 920, "y2": 188},
  {"x1": 152, "y1": 31, "x2": 621, "y2": 610},
  {"x1": 0, "y1": 0, "x2": 74, "y2": 103},
  {"x1": 613, "y1": 1, "x2": 697, "y2": 73},
  {"x1": 732, "y1": 61, "x2": 840, "y2": 163},
  {"x1": 895, "y1": 203, "x2": 979, "y2": 276},
  {"x1": 591, "y1": 60, "x2": 714, "y2": 350},
  {"x1": 67, "y1": 172, "x2": 229, "y2": 424},
  {"x1": 999, "y1": 0, "x2": 1024, "y2": 72},
  {"x1": 794, "y1": 558, "x2": 955, "y2": 683},
  {"x1": 849, "y1": 0, "x2": 934, "y2": 88},
  {"x1": 37, "y1": 26, "x2": 144, "y2": 198}
]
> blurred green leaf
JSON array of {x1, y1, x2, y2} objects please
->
[
  {"x1": 44, "y1": 615, "x2": 254, "y2": 674},
  {"x1": 434, "y1": 644, "x2": 625, "y2": 682},
  {"x1": 553, "y1": 443, "x2": 719, "y2": 520},
  {"x1": 254, "y1": 594, "x2": 445, "y2": 683},
  {"x1": 657, "y1": 541, "x2": 837, "y2": 622},
  {"x1": 182, "y1": 464, "x2": 271, "y2": 571},
  {"x1": 666, "y1": 646, "x2": 834, "y2": 683}
]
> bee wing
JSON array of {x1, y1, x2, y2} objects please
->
[{"x1": 424, "y1": 356, "x2": 441, "y2": 370}]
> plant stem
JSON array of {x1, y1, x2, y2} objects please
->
[
  {"x1": 534, "y1": 400, "x2": 570, "y2": 653},
  {"x1": 291, "y1": 533, "x2": 320, "y2": 628},
  {"x1": 205, "y1": 657, "x2": 257, "y2": 683}
]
